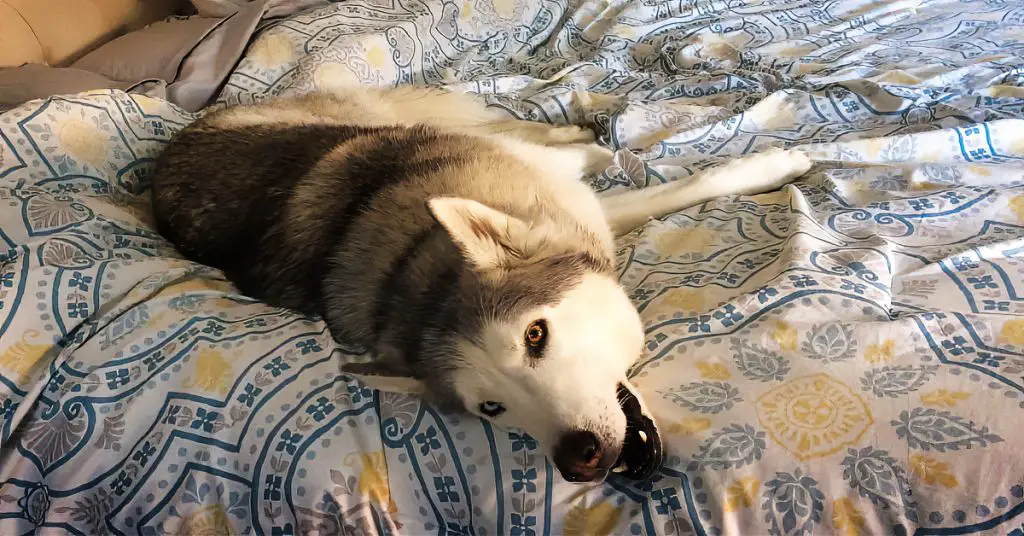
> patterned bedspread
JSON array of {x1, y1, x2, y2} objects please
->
[{"x1": 3, "y1": 0, "x2": 1024, "y2": 534}]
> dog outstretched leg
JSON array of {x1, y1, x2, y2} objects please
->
[
  {"x1": 498, "y1": 138, "x2": 616, "y2": 179},
  {"x1": 471, "y1": 120, "x2": 598, "y2": 146},
  {"x1": 358, "y1": 86, "x2": 598, "y2": 146},
  {"x1": 600, "y1": 148, "x2": 813, "y2": 236}
]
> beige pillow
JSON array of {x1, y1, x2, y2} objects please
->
[
  {"x1": 191, "y1": 0, "x2": 325, "y2": 18},
  {"x1": 0, "y1": 64, "x2": 131, "y2": 109},
  {"x1": 191, "y1": 0, "x2": 249, "y2": 17},
  {"x1": 72, "y1": 16, "x2": 224, "y2": 84},
  {"x1": 64, "y1": 0, "x2": 327, "y2": 112}
]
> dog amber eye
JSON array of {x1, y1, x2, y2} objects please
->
[
  {"x1": 479, "y1": 401, "x2": 505, "y2": 417},
  {"x1": 524, "y1": 319, "x2": 547, "y2": 351}
]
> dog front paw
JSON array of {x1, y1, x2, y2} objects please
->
[
  {"x1": 740, "y1": 148, "x2": 813, "y2": 184},
  {"x1": 754, "y1": 147, "x2": 813, "y2": 180},
  {"x1": 581, "y1": 144, "x2": 615, "y2": 174},
  {"x1": 546, "y1": 125, "x2": 598, "y2": 145}
]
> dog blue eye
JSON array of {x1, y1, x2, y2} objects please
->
[{"x1": 479, "y1": 401, "x2": 505, "y2": 417}]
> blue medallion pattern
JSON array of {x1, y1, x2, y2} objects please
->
[{"x1": 2, "y1": 0, "x2": 1024, "y2": 534}]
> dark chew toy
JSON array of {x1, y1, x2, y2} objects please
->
[{"x1": 612, "y1": 384, "x2": 664, "y2": 480}]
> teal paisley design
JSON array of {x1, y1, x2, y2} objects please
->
[
  {"x1": 2, "y1": 0, "x2": 1024, "y2": 535},
  {"x1": 800, "y1": 322, "x2": 858, "y2": 363},
  {"x1": 761, "y1": 470, "x2": 825, "y2": 536},
  {"x1": 686, "y1": 424, "x2": 767, "y2": 471},
  {"x1": 860, "y1": 365, "x2": 939, "y2": 398},
  {"x1": 731, "y1": 338, "x2": 791, "y2": 383},
  {"x1": 659, "y1": 381, "x2": 742, "y2": 414},
  {"x1": 892, "y1": 408, "x2": 1004, "y2": 452},
  {"x1": 840, "y1": 447, "x2": 919, "y2": 523}
]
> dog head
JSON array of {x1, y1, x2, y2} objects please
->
[{"x1": 343, "y1": 197, "x2": 663, "y2": 483}]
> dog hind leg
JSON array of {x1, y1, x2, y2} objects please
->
[{"x1": 600, "y1": 148, "x2": 813, "y2": 236}]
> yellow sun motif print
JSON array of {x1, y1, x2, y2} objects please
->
[
  {"x1": 988, "y1": 85, "x2": 1024, "y2": 99},
  {"x1": 1009, "y1": 194, "x2": 1024, "y2": 222},
  {"x1": 910, "y1": 454, "x2": 959, "y2": 488},
  {"x1": 655, "y1": 288, "x2": 705, "y2": 315},
  {"x1": 132, "y1": 95, "x2": 167, "y2": 116},
  {"x1": 863, "y1": 339, "x2": 894, "y2": 363},
  {"x1": 344, "y1": 452, "x2": 398, "y2": 515},
  {"x1": 183, "y1": 348, "x2": 235, "y2": 395},
  {"x1": 831, "y1": 498, "x2": 866, "y2": 536},
  {"x1": 174, "y1": 504, "x2": 235, "y2": 536},
  {"x1": 665, "y1": 417, "x2": 712, "y2": 436},
  {"x1": 756, "y1": 374, "x2": 874, "y2": 460},
  {"x1": 563, "y1": 497, "x2": 623, "y2": 536},
  {"x1": 314, "y1": 62, "x2": 361, "y2": 92},
  {"x1": 0, "y1": 330, "x2": 50, "y2": 384},
  {"x1": 723, "y1": 477, "x2": 760, "y2": 512},
  {"x1": 365, "y1": 38, "x2": 389, "y2": 68},
  {"x1": 249, "y1": 34, "x2": 294, "y2": 68},
  {"x1": 696, "y1": 361, "x2": 731, "y2": 380},
  {"x1": 59, "y1": 119, "x2": 108, "y2": 169},
  {"x1": 911, "y1": 180, "x2": 944, "y2": 192},
  {"x1": 491, "y1": 0, "x2": 517, "y2": 18},
  {"x1": 968, "y1": 165, "x2": 992, "y2": 177},
  {"x1": 772, "y1": 320, "x2": 798, "y2": 351},
  {"x1": 655, "y1": 227, "x2": 716, "y2": 255},
  {"x1": 920, "y1": 389, "x2": 970, "y2": 408},
  {"x1": 1000, "y1": 319, "x2": 1024, "y2": 345}
]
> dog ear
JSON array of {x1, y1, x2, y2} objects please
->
[
  {"x1": 341, "y1": 361, "x2": 425, "y2": 395},
  {"x1": 427, "y1": 197, "x2": 532, "y2": 269}
]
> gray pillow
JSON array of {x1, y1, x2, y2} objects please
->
[
  {"x1": 73, "y1": 16, "x2": 224, "y2": 85},
  {"x1": 167, "y1": 0, "x2": 328, "y2": 111},
  {"x1": 0, "y1": 64, "x2": 131, "y2": 110},
  {"x1": 56, "y1": 0, "x2": 327, "y2": 112},
  {"x1": 191, "y1": 0, "x2": 249, "y2": 17},
  {"x1": 191, "y1": 0, "x2": 326, "y2": 18}
]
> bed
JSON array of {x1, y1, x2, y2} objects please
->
[{"x1": 2, "y1": 0, "x2": 1023, "y2": 534}]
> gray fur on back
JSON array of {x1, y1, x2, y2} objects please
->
[{"x1": 150, "y1": 93, "x2": 614, "y2": 408}]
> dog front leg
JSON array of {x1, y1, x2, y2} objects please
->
[
  {"x1": 600, "y1": 148, "x2": 813, "y2": 236},
  {"x1": 464, "y1": 119, "x2": 602, "y2": 147},
  {"x1": 497, "y1": 138, "x2": 616, "y2": 179}
]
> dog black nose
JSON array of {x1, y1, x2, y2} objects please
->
[{"x1": 554, "y1": 430, "x2": 604, "y2": 482}]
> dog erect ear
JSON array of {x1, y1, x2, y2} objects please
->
[
  {"x1": 341, "y1": 361, "x2": 425, "y2": 395},
  {"x1": 427, "y1": 197, "x2": 533, "y2": 269}
]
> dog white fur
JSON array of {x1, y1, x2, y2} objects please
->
[
  {"x1": 153, "y1": 86, "x2": 813, "y2": 482},
  {"x1": 323, "y1": 88, "x2": 814, "y2": 478}
]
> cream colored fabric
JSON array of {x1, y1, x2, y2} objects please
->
[{"x1": 0, "y1": 0, "x2": 184, "y2": 68}]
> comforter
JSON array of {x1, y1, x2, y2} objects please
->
[{"x1": 2, "y1": 0, "x2": 1024, "y2": 534}]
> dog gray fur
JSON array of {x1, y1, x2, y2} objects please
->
[{"x1": 151, "y1": 86, "x2": 813, "y2": 482}]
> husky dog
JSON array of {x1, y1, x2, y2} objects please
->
[{"x1": 150, "y1": 86, "x2": 812, "y2": 483}]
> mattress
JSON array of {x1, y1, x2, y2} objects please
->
[{"x1": 2, "y1": 0, "x2": 1024, "y2": 534}]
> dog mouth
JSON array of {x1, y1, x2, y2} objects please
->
[{"x1": 610, "y1": 382, "x2": 663, "y2": 480}]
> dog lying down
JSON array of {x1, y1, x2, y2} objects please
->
[{"x1": 150, "y1": 86, "x2": 812, "y2": 483}]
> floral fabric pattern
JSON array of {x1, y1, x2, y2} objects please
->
[{"x1": 2, "y1": 0, "x2": 1024, "y2": 534}]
